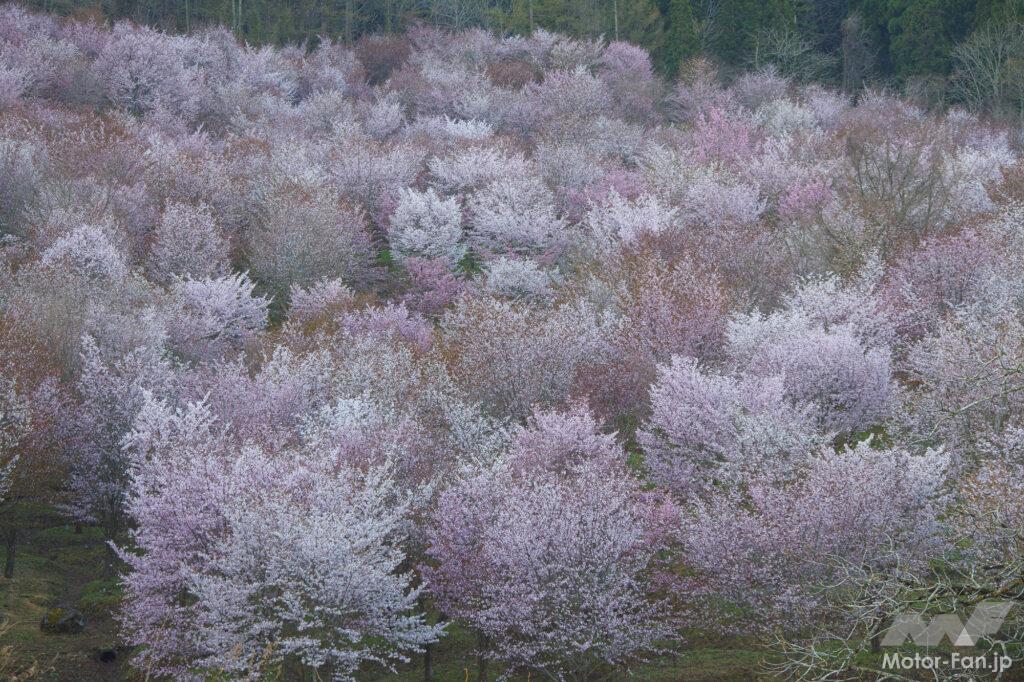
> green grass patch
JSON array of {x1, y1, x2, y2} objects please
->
[
  {"x1": 79, "y1": 577, "x2": 122, "y2": 614},
  {"x1": 357, "y1": 621, "x2": 764, "y2": 681},
  {"x1": 0, "y1": 522, "x2": 128, "y2": 680}
]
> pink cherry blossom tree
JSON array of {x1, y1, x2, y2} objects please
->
[
  {"x1": 683, "y1": 440, "x2": 948, "y2": 633},
  {"x1": 64, "y1": 334, "x2": 173, "y2": 545},
  {"x1": 119, "y1": 395, "x2": 443, "y2": 681},
  {"x1": 148, "y1": 202, "x2": 230, "y2": 284},
  {"x1": 166, "y1": 272, "x2": 269, "y2": 361},
  {"x1": 424, "y1": 405, "x2": 682, "y2": 680},
  {"x1": 387, "y1": 187, "x2": 465, "y2": 266},
  {"x1": 441, "y1": 296, "x2": 611, "y2": 419}
]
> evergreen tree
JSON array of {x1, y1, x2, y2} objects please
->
[
  {"x1": 975, "y1": 0, "x2": 1024, "y2": 24},
  {"x1": 708, "y1": 0, "x2": 760, "y2": 65},
  {"x1": 799, "y1": 0, "x2": 851, "y2": 52},
  {"x1": 662, "y1": 0, "x2": 700, "y2": 76},
  {"x1": 612, "y1": 0, "x2": 665, "y2": 47},
  {"x1": 501, "y1": 0, "x2": 581, "y2": 36},
  {"x1": 852, "y1": 0, "x2": 895, "y2": 73},
  {"x1": 708, "y1": 0, "x2": 797, "y2": 66},
  {"x1": 888, "y1": 0, "x2": 972, "y2": 79}
]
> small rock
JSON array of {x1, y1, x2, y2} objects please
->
[{"x1": 39, "y1": 607, "x2": 85, "y2": 634}]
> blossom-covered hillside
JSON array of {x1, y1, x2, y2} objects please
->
[{"x1": 1, "y1": 4, "x2": 1024, "y2": 680}]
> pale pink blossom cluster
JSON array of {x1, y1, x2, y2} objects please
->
[{"x1": 0, "y1": 6, "x2": 1022, "y2": 680}]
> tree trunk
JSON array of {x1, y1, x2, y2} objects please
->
[
  {"x1": 423, "y1": 642, "x2": 433, "y2": 681},
  {"x1": 74, "y1": 522, "x2": 83, "y2": 535},
  {"x1": 870, "y1": 615, "x2": 883, "y2": 653},
  {"x1": 3, "y1": 527, "x2": 16, "y2": 579},
  {"x1": 345, "y1": 0, "x2": 353, "y2": 43},
  {"x1": 869, "y1": 607, "x2": 884, "y2": 652},
  {"x1": 476, "y1": 633, "x2": 489, "y2": 682},
  {"x1": 421, "y1": 594, "x2": 439, "y2": 681}
]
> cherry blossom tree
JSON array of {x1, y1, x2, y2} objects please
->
[
  {"x1": 400, "y1": 257, "x2": 466, "y2": 317},
  {"x1": 339, "y1": 303, "x2": 434, "y2": 352},
  {"x1": 0, "y1": 378, "x2": 30, "y2": 578},
  {"x1": 243, "y1": 144, "x2": 375, "y2": 295},
  {"x1": 119, "y1": 395, "x2": 443, "y2": 681},
  {"x1": 246, "y1": 186, "x2": 373, "y2": 295},
  {"x1": 578, "y1": 249, "x2": 729, "y2": 422},
  {"x1": 729, "y1": 318, "x2": 894, "y2": 434},
  {"x1": 0, "y1": 311, "x2": 70, "y2": 578},
  {"x1": 287, "y1": 278, "x2": 356, "y2": 326},
  {"x1": 441, "y1": 296, "x2": 611, "y2": 419},
  {"x1": 40, "y1": 223, "x2": 129, "y2": 281},
  {"x1": 683, "y1": 440, "x2": 949, "y2": 633},
  {"x1": 428, "y1": 146, "x2": 531, "y2": 194},
  {"x1": 467, "y1": 176, "x2": 567, "y2": 259},
  {"x1": 883, "y1": 226, "x2": 1006, "y2": 340},
  {"x1": 424, "y1": 405, "x2": 682, "y2": 680},
  {"x1": 0, "y1": 381, "x2": 30, "y2": 502},
  {"x1": 725, "y1": 273, "x2": 896, "y2": 436},
  {"x1": 690, "y1": 107, "x2": 757, "y2": 166},
  {"x1": 481, "y1": 256, "x2": 557, "y2": 302},
  {"x1": 148, "y1": 202, "x2": 230, "y2": 284},
  {"x1": 166, "y1": 272, "x2": 269, "y2": 361},
  {"x1": 640, "y1": 356, "x2": 823, "y2": 498},
  {"x1": 584, "y1": 191, "x2": 680, "y2": 245},
  {"x1": 769, "y1": 432, "x2": 1016, "y2": 680},
  {"x1": 901, "y1": 303, "x2": 1024, "y2": 451},
  {"x1": 64, "y1": 335, "x2": 173, "y2": 545},
  {"x1": 2, "y1": 10, "x2": 1024, "y2": 679},
  {"x1": 597, "y1": 42, "x2": 658, "y2": 122},
  {"x1": 89, "y1": 22, "x2": 203, "y2": 123},
  {"x1": 387, "y1": 187, "x2": 465, "y2": 265}
]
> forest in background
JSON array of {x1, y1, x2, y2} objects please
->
[{"x1": 19, "y1": 0, "x2": 1024, "y2": 104}]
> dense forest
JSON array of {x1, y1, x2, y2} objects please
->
[
  {"x1": 19, "y1": 0, "x2": 1024, "y2": 97},
  {"x1": 3, "y1": 1, "x2": 1024, "y2": 681}
]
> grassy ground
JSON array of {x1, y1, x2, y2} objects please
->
[
  {"x1": 1, "y1": 520, "x2": 131, "y2": 681},
  {"x1": 359, "y1": 624, "x2": 764, "y2": 681},
  {"x1": 1, "y1": 514, "x2": 765, "y2": 681}
]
